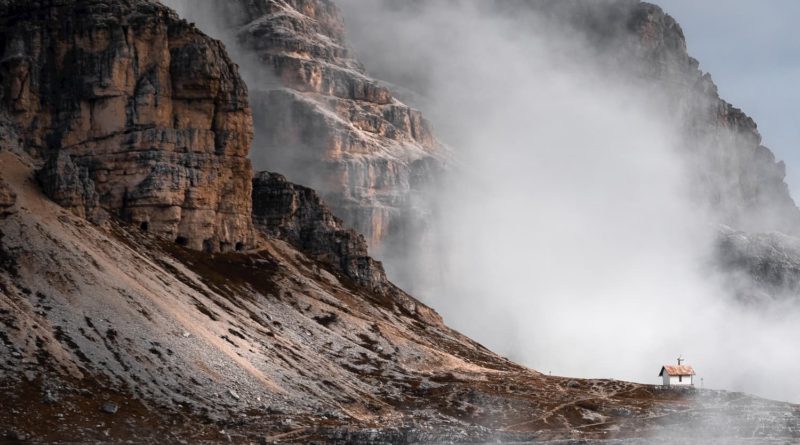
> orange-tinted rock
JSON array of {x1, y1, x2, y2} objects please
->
[
  {"x1": 0, "y1": 0, "x2": 254, "y2": 251},
  {"x1": 176, "y1": 0, "x2": 447, "y2": 249}
]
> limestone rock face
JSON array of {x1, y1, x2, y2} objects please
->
[
  {"x1": 0, "y1": 0, "x2": 255, "y2": 251},
  {"x1": 252, "y1": 171, "x2": 388, "y2": 291},
  {"x1": 166, "y1": 0, "x2": 446, "y2": 250}
]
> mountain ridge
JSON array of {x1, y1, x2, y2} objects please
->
[{"x1": 1, "y1": 0, "x2": 799, "y2": 443}]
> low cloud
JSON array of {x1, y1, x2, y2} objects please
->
[
  {"x1": 160, "y1": 0, "x2": 800, "y2": 403},
  {"x1": 338, "y1": 0, "x2": 800, "y2": 403}
]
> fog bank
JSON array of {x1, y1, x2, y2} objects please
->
[
  {"x1": 159, "y1": 0, "x2": 800, "y2": 403},
  {"x1": 337, "y1": 0, "x2": 800, "y2": 402}
]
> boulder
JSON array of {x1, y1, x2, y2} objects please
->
[{"x1": 101, "y1": 402, "x2": 119, "y2": 414}]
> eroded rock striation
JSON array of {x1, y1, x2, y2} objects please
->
[
  {"x1": 165, "y1": 0, "x2": 446, "y2": 251},
  {"x1": 0, "y1": 0, "x2": 255, "y2": 251}
]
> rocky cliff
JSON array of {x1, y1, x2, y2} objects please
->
[
  {"x1": 346, "y1": 0, "x2": 799, "y2": 239},
  {"x1": 0, "y1": 0, "x2": 255, "y2": 252},
  {"x1": 163, "y1": 0, "x2": 446, "y2": 254}
]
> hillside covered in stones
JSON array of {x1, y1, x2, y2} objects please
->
[{"x1": 1, "y1": 0, "x2": 800, "y2": 444}]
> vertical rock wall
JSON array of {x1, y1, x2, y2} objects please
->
[
  {"x1": 164, "y1": 0, "x2": 447, "y2": 252},
  {"x1": 0, "y1": 0, "x2": 255, "y2": 251}
]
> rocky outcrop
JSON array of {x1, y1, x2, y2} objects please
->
[
  {"x1": 0, "y1": 176, "x2": 15, "y2": 217},
  {"x1": 37, "y1": 152, "x2": 102, "y2": 222},
  {"x1": 475, "y1": 0, "x2": 800, "y2": 302},
  {"x1": 0, "y1": 0, "x2": 255, "y2": 251},
  {"x1": 163, "y1": 0, "x2": 446, "y2": 251},
  {"x1": 252, "y1": 171, "x2": 388, "y2": 290},
  {"x1": 715, "y1": 227, "x2": 800, "y2": 303}
]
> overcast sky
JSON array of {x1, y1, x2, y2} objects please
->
[{"x1": 656, "y1": 0, "x2": 800, "y2": 199}]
